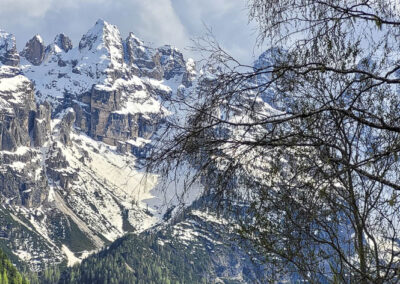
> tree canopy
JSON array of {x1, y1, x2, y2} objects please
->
[{"x1": 149, "y1": 1, "x2": 400, "y2": 282}]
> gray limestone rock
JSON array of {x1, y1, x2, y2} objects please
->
[
  {"x1": 125, "y1": 33, "x2": 163, "y2": 80},
  {"x1": 0, "y1": 20, "x2": 206, "y2": 272},
  {"x1": 45, "y1": 144, "x2": 75, "y2": 191},
  {"x1": 20, "y1": 35, "x2": 46, "y2": 66},
  {"x1": 0, "y1": 149, "x2": 48, "y2": 207},
  {"x1": 0, "y1": 75, "x2": 36, "y2": 151},
  {"x1": 87, "y1": 84, "x2": 160, "y2": 147},
  {"x1": 59, "y1": 108, "x2": 76, "y2": 145},
  {"x1": 32, "y1": 102, "x2": 51, "y2": 147},
  {"x1": 0, "y1": 31, "x2": 20, "y2": 66},
  {"x1": 54, "y1": 33, "x2": 73, "y2": 52},
  {"x1": 0, "y1": 121, "x2": 17, "y2": 151},
  {"x1": 158, "y1": 45, "x2": 186, "y2": 80},
  {"x1": 89, "y1": 85, "x2": 124, "y2": 144}
]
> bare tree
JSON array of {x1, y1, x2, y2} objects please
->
[{"x1": 148, "y1": 1, "x2": 400, "y2": 282}]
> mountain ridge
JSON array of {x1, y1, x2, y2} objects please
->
[
  {"x1": 0, "y1": 19, "x2": 272, "y2": 283},
  {"x1": 0, "y1": 19, "x2": 197, "y2": 270}
]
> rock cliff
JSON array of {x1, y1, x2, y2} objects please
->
[
  {"x1": 0, "y1": 19, "x2": 197, "y2": 271},
  {"x1": 20, "y1": 35, "x2": 46, "y2": 66}
]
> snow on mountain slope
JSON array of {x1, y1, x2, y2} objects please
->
[
  {"x1": 0, "y1": 75, "x2": 34, "y2": 110},
  {"x1": 0, "y1": 19, "x2": 199, "y2": 270},
  {"x1": 0, "y1": 19, "x2": 284, "y2": 279},
  {"x1": 0, "y1": 30, "x2": 19, "y2": 67}
]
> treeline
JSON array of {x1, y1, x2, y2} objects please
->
[
  {"x1": 58, "y1": 233, "x2": 210, "y2": 284},
  {"x1": 0, "y1": 249, "x2": 29, "y2": 284}
]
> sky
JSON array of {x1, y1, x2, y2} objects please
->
[{"x1": 0, "y1": 0, "x2": 264, "y2": 64}]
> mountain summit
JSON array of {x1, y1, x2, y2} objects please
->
[
  {"x1": 0, "y1": 19, "x2": 195, "y2": 270},
  {"x1": 0, "y1": 20, "x2": 267, "y2": 283}
]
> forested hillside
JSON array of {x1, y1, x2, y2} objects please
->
[
  {"x1": 57, "y1": 201, "x2": 266, "y2": 284},
  {"x1": 60, "y1": 233, "x2": 209, "y2": 284},
  {"x1": 0, "y1": 249, "x2": 29, "y2": 284}
]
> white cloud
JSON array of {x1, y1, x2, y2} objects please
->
[
  {"x1": 120, "y1": 0, "x2": 189, "y2": 47},
  {"x1": 171, "y1": 0, "x2": 262, "y2": 63},
  {"x1": 0, "y1": 0, "x2": 260, "y2": 63},
  {"x1": 0, "y1": 0, "x2": 53, "y2": 17}
]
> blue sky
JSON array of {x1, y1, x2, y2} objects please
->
[{"x1": 0, "y1": 0, "x2": 264, "y2": 64}]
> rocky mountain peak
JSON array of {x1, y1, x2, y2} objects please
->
[
  {"x1": 20, "y1": 34, "x2": 46, "y2": 65},
  {"x1": 0, "y1": 30, "x2": 19, "y2": 66},
  {"x1": 0, "y1": 21, "x2": 234, "y2": 274},
  {"x1": 124, "y1": 32, "x2": 162, "y2": 78},
  {"x1": 78, "y1": 19, "x2": 124, "y2": 67},
  {"x1": 253, "y1": 48, "x2": 285, "y2": 108},
  {"x1": 54, "y1": 33, "x2": 72, "y2": 52},
  {"x1": 253, "y1": 47, "x2": 283, "y2": 70},
  {"x1": 79, "y1": 19, "x2": 106, "y2": 50},
  {"x1": 126, "y1": 32, "x2": 144, "y2": 47},
  {"x1": 158, "y1": 45, "x2": 186, "y2": 80}
]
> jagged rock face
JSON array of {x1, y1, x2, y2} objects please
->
[
  {"x1": 0, "y1": 148, "x2": 48, "y2": 207},
  {"x1": 87, "y1": 82, "x2": 162, "y2": 146},
  {"x1": 0, "y1": 74, "x2": 36, "y2": 151},
  {"x1": 125, "y1": 33, "x2": 163, "y2": 80},
  {"x1": 59, "y1": 108, "x2": 76, "y2": 145},
  {"x1": 32, "y1": 102, "x2": 51, "y2": 147},
  {"x1": 78, "y1": 19, "x2": 124, "y2": 70},
  {"x1": 0, "y1": 20, "x2": 200, "y2": 271},
  {"x1": 0, "y1": 31, "x2": 19, "y2": 66},
  {"x1": 89, "y1": 86, "x2": 122, "y2": 144},
  {"x1": 54, "y1": 33, "x2": 72, "y2": 52},
  {"x1": 182, "y1": 58, "x2": 196, "y2": 87},
  {"x1": 0, "y1": 62, "x2": 49, "y2": 207},
  {"x1": 158, "y1": 45, "x2": 186, "y2": 80},
  {"x1": 21, "y1": 19, "x2": 194, "y2": 153},
  {"x1": 20, "y1": 35, "x2": 46, "y2": 66},
  {"x1": 42, "y1": 34, "x2": 73, "y2": 65},
  {"x1": 124, "y1": 37, "x2": 191, "y2": 83}
]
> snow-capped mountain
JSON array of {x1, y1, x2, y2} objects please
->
[
  {"x1": 0, "y1": 20, "x2": 271, "y2": 283},
  {"x1": 0, "y1": 19, "x2": 197, "y2": 270}
]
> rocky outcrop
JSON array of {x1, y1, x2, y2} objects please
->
[
  {"x1": 125, "y1": 36, "x2": 192, "y2": 84},
  {"x1": 0, "y1": 75, "x2": 36, "y2": 151},
  {"x1": 79, "y1": 19, "x2": 124, "y2": 69},
  {"x1": 4, "y1": 20, "x2": 199, "y2": 160},
  {"x1": 0, "y1": 30, "x2": 48, "y2": 208},
  {"x1": 0, "y1": 30, "x2": 19, "y2": 66},
  {"x1": 158, "y1": 45, "x2": 186, "y2": 80},
  {"x1": 125, "y1": 33, "x2": 163, "y2": 80},
  {"x1": 59, "y1": 108, "x2": 76, "y2": 145},
  {"x1": 72, "y1": 93, "x2": 91, "y2": 133},
  {"x1": 0, "y1": 21, "x2": 203, "y2": 272},
  {"x1": 43, "y1": 34, "x2": 73, "y2": 65},
  {"x1": 45, "y1": 143, "x2": 75, "y2": 190},
  {"x1": 88, "y1": 85, "x2": 157, "y2": 146},
  {"x1": 54, "y1": 33, "x2": 72, "y2": 52},
  {"x1": 89, "y1": 85, "x2": 120, "y2": 143},
  {"x1": 32, "y1": 102, "x2": 51, "y2": 147},
  {"x1": 0, "y1": 148, "x2": 48, "y2": 207},
  {"x1": 20, "y1": 35, "x2": 46, "y2": 66}
]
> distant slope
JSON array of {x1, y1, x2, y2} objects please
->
[
  {"x1": 60, "y1": 233, "x2": 210, "y2": 284},
  {"x1": 58, "y1": 201, "x2": 266, "y2": 284}
]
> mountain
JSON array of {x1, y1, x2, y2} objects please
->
[
  {"x1": 59, "y1": 200, "x2": 266, "y2": 284},
  {"x1": 0, "y1": 19, "x2": 268, "y2": 283},
  {"x1": 0, "y1": 19, "x2": 196, "y2": 271}
]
